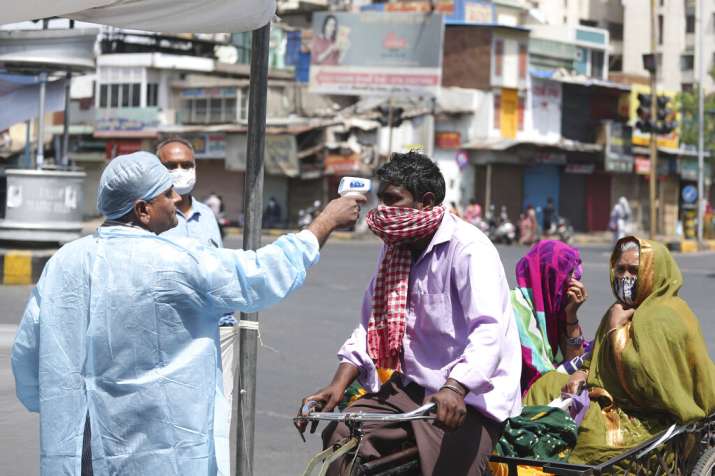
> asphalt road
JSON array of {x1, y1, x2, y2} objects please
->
[{"x1": 1, "y1": 238, "x2": 714, "y2": 475}]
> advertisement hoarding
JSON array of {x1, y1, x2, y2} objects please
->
[{"x1": 310, "y1": 12, "x2": 443, "y2": 96}]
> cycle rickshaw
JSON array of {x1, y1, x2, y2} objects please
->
[{"x1": 295, "y1": 402, "x2": 715, "y2": 476}]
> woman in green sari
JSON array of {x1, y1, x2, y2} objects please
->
[{"x1": 525, "y1": 236, "x2": 715, "y2": 464}]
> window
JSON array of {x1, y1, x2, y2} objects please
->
[
  {"x1": 518, "y1": 96, "x2": 525, "y2": 131},
  {"x1": 179, "y1": 95, "x2": 238, "y2": 124},
  {"x1": 591, "y1": 50, "x2": 605, "y2": 79},
  {"x1": 98, "y1": 82, "x2": 140, "y2": 109},
  {"x1": 610, "y1": 54, "x2": 623, "y2": 72},
  {"x1": 494, "y1": 39, "x2": 504, "y2": 78},
  {"x1": 146, "y1": 83, "x2": 159, "y2": 107},
  {"x1": 681, "y1": 53, "x2": 695, "y2": 71},
  {"x1": 686, "y1": 14, "x2": 695, "y2": 33},
  {"x1": 240, "y1": 89, "x2": 249, "y2": 121},
  {"x1": 110, "y1": 84, "x2": 120, "y2": 108},
  {"x1": 579, "y1": 19, "x2": 598, "y2": 27},
  {"x1": 682, "y1": 82, "x2": 694, "y2": 92},
  {"x1": 195, "y1": 98, "x2": 208, "y2": 123},
  {"x1": 97, "y1": 67, "x2": 145, "y2": 109},
  {"x1": 608, "y1": 22, "x2": 624, "y2": 41},
  {"x1": 658, "y1": 15, "x2": 664, "y2": 44},
  {"x1": 493, "y1": 94, "x2": 501, "y2": 129},
  {"x1": 99, "y1": 84, "x2": 108, "y2": 108},
  {"x1": 518, "y1": 43, "x2": 528, "y2": 81},
  {"x1": 121, "y1": 84, "x2": 130, "y2": 107}
]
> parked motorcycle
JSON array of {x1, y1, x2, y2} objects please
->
[
  {"x1": 297, "y1": 200, "x2": 322, "y2": 230},
  {"x1": 548, "y1": 216, "x2": 574, "y2": 244},
  {"x1": 489, "y1": 206, "x2": 516, "y2": 245}
]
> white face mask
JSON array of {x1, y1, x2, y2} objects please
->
[{"x1": 169, "y1": 167, "x2": 196, "y2": 195}]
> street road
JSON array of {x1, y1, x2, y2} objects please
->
[{"x1": 1, "y1": 238, "x2": 714, "y2": 475}]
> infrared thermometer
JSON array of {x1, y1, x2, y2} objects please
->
[{"x1": 338, "y1": 176, "x2": 371, "y2": 199}]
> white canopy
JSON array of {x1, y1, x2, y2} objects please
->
[{"x1": 1, "y1": 0, "x2": 275, "y2": 33}]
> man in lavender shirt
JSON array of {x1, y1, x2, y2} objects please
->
[{"x1": 297, "y1": 153, "x2": 522, "y2": 475}]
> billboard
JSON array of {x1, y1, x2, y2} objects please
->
[{"x1": 309, "y1": 12, "x2": 444, "y2": 96}]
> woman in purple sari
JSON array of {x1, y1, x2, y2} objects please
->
[{"x1": 511, "y1": 240, "x2": 590, "y2": 393}]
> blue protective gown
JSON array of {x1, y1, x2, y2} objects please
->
[{"x1": 11, "y1": 225, "x2": 320, "y2": 476}]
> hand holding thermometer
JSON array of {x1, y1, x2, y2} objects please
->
[{"x1": 338, "y1": 176, "x2": 371, "y2": 199}]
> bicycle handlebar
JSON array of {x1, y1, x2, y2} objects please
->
[{"x1": 294, "y1": 402, "x2": 436, "y2": 424}]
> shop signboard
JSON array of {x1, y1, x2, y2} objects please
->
[
  {"x1": 604, "y1": 121, "x2": 633, "y2": 173},
  {"x1": 184, "y1": 133, "x2": 226, "y2": 159},
  {"x1": 678, "y1": 157, "x2": 712, "y2": 182},
  {"x1": 324, "y1": 153, "x2": 363, "y2": 175},
  {"x1": 633, "y1": 155, "x2": 674, "y2": 176},
  {"x1": 435, "y1": 131, "x2": 461, "y2": 149},
  {"x1": 532, "y1": 152, "x2": 566, "y2": 165},
  {"x1": 96, "y1": 107, "x2": 160, "y2": 136},
  {"x1": 309, "y1": 12, "x2": 443, "y2": 96},
  {"x1": 225, "y1": 133, "x2": 299, "y2": 177},
  {"x1": 361, "y1": 0, "x2": 495, "y2": 25},
  {"x1": 565, "y1": 163, "x2": 595, "y2": 174}
]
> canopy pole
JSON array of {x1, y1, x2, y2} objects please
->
[{"x1": 234, "y1": 21, "x2": 270, "y2": 476}]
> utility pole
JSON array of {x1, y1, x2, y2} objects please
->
[
  {"x1": 387, "y1": 96, "x2": 394, "y2": 159},
  {"x1": 697, "y1": 0, "x2": 705, "y2": 244},
  {"x1": 234, "y1": 22, "x2": 270, "y2": 476},
  {"x1": 648, "y1": 0, "x2": 658, "y2": 239},
  {"x1": 36, "y1": 71, "x2": 47, "y2": 169}
]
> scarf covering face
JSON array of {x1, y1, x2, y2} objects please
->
[
  {"x1": 365, "y1": 205, "x2": 446, "y2": 370},
  {"x1": 525, "y1": 236, "x2": 715, "y2": 465},
  {"x1": 514, "y1": 240, "x2": 582, "y2": 391}
]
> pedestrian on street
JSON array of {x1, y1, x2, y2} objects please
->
[
  {"x1": 263, "y1": 196, "x2": 282, "y2": 229},
  {"x1": 463, "y1": 198, "x2": 482, "y2": 226},
  {"x1": 11, "y1": 151, "x2": 364, "y2": 476},
  {"x1": 609, "y1": 196, "x2": 631, "y2": 242},
  {"x1": 297, "y1": 152, "x2": 522, "y2": 476},
  {"x1": 543, "y1": 197, "x2": 556, "y2": 235},
  {"x1": 519, "y1": 205, "x2": 538, "y2": 246}
]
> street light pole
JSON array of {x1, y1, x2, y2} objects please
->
[
  {"x1": 649, "y1": 0, "x2": 658, "y2": 239},
  {"x1": 697, "y1": 0, "x2": 705, "y2": 244},
  {"x1": 234, "y1": 21, "x2": 270, "y2": 476}
]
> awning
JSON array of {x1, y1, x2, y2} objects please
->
[
  {"x1": 463, "y1": 138, "x2": 603, "y2": 153},
  {"x1": 0, "y1": 1, "x2": 275, "y2": 34}
]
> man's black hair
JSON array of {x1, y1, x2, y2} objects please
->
[{"x1": 376, "y1": 152, "x2": 446, "y2": 205}]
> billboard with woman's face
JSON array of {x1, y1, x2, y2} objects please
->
[{"x1": 309, "y1": 12, "x2": 444, "y2": 96}]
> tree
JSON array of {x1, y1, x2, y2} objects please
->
[{"x1": 677, "y1": 70, "x2": 715, "y2": 154}]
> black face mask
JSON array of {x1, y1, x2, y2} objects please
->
[{"x1": 614, "y1": 276, "x2": 637, "y2": 306}]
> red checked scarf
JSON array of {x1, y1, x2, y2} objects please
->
[{"x1": 365, "y1": 205, "x2": 446, "y2": 370}]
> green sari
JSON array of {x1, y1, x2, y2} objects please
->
[{"x1": 525, "y1": 237, "x2": 715, "y2": 464}]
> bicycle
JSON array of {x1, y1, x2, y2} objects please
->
[{"x1": 294, "y1": 401, "x2": 436, "y2": 476}]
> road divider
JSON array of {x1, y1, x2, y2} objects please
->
[{"x1": 0, "y1": 249, "x2": 55, "y2": 285}]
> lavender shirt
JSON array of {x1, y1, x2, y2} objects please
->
[{"x1": 338, "y1": 213, "x2": 523, "y2": 422}]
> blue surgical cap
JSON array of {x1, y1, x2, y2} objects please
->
[{"x1": 97, "y1": 151, "x2": 174, "y2": 219}]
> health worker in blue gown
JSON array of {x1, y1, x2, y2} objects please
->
[{"x1": 11, "y1": 151, "x2": 364, "y2": 476}]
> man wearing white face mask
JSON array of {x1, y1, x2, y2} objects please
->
[
  {"x1": 157, "y1": 137, "x2": 223, "y2": 248},
  {"x1": 157, "y1": 137, "x2": 238, "y2": 472}
]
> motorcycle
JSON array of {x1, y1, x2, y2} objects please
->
[
  {"x1": 297, "y1": 200, "x2": 322, "y2": 230},
  {"x1": 549, "y1": 216, "x2": 574, "y2": 244},
  {"x1": 489, "y1": 206, "x2": 516, "y2": 245}
]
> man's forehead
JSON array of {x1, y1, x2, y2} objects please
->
[
  {"x1": 159, "y1": 142, "x2": 194, "y2": 161},
  {"x1": 377, "y1": 183, "x2": 408, "y2": 196}
]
